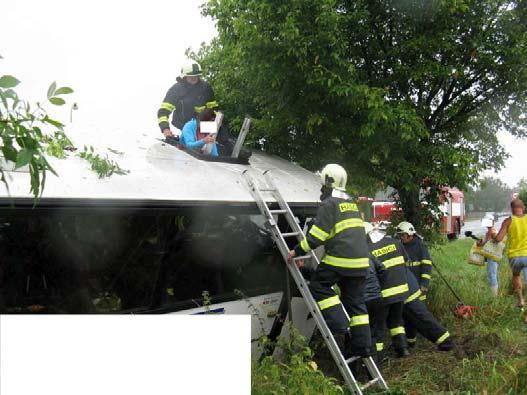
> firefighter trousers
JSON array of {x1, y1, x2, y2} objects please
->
[
  {"x1": 309, "y1": 264, "x2": 372, "y2": 357},
  {"x1": 403, "y1": 299, "x2": 450, "y2": 346},
  {"x1": 366, "y1": 297, "x2": 386, "y2": 355},
  {"x1": 367, "y1": 299, "x2": 407, "y2": 353},
  {"x1": 386, "y1": 301, "x2": 408, "y2": 351}
]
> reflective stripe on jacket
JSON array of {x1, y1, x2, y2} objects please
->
[
  {"x1": 157, "y1": 78, "x2": 214, "y2": 131},
  {"x1": 294, "y1": 196, "x2": 370, "y2": 276}
]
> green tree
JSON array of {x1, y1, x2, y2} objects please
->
[
  {"x1": 463, "y1": 185, "x2": 477, "y2": 212},
  {"x1": 517, "y1": 178, "x2": 527, "y2": 203},
  {"x1": 472, "y1": 176, "x2": 512, "y2": 212},
  {"x1": 0, "y1": 61, "x2": 73, "y2": 197},
  {"x1": 196, "y1": 0, "x2": 527, "y2": 230}
]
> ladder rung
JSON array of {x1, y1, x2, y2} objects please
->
[
  {"x1": 345, "y1": 356, "x2": 361, "y2": 364},
  {"x1": 259, "y1": 188, "x2": 276, "y2": 192},
  {"x1": 281, "y1": 232, "x2": 300, "y2": 237},
  {"x1": 361, "y1": 377, "x2": 379, "y2": 391},
  {"x1": 293, "y1": 255, "x2": 312, "y2": 261},
  {"x1": 269, "y1": 209, "x2": 287, "y2": 214}
]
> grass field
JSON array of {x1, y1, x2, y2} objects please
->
[{"x1": 252, "y1": 239, "x2": 527, "y2": 394}]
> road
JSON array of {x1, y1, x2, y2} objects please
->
[{"x1": 461, "y1": 215, "x2": 507, "y2": 238}]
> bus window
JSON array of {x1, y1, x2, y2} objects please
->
[{"x1": 0, "y1": 208, "x2": 286, "y2": 314}]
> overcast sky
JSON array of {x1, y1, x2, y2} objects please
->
[{"x1": 2, "y1": 0, "x2": 525, "y2": 188}]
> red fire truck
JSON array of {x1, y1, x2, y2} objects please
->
[
  {"x1": 438, "y1": 187, "x2": 466, "y2": 239},
  {"x1": 371, "y1": 201, "x2": 399, "y2": 226},
  {"x1": 366, "y1": 187, "x2": 466, "y2": 238}
]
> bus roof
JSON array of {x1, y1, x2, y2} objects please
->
[{"x1": 0, "y1": 138, "x2": 321, "y2": 208}]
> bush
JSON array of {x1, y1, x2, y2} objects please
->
[{"x1": 252, "y1": 326, "x2": 345, "y2": 395}]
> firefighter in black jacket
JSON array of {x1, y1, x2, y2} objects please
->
[
  {"x1": 396, "y1": 221, "x2": 432, "y2": 301},
  {"x1": 288, "y1": 164, "x2": 372, "y2": 357},
  {"x1": 364, "y1": 223, "x2": 410, "y2": 357},
  {"x1": 403, "y1": 268, "x2": 454, "y2": 350},
  {"x1": 157, "y1": 60, "x2": 217, "y2": 138}
]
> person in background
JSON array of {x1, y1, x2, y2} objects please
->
[
  {"x1": 477, "y1": 214, "x2": 499, "y2": 297},
  {"x1": 180, "y1": 108, "x2": 218, "y2": 156},
  {"x1": 157, "y1": 59, "x2": 216, "y2": 138},
  {"x1": 494, "y1": 199, "x2": 527, "y2": 322}
]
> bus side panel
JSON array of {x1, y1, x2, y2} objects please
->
[{"x1": 171, "y1": 292, "x2": 284, "y2": 358}]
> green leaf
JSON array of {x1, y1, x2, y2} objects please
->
[
  {"x1": 54, "y1": 86, "x2": 74, "y2": 95},
  {"x1": 3, "y1": 88, "x2": 17, "y2": 100},
  {"x1": 2, "y1": 145, "x2": 17, "y2": 162},
  {"x1": 49, "y1": 97, "x2": 65, "y2": 106},
  {"x1": 29, "y1": 162, "x2": 40, "y2": 197},
  {"x1": 15, "y1": 148, "x2": 34, "y2": 169},
  {"x1": 47, "y1": 82, "x2": 57, "y2": 99},
  {"x1": 42, "y1": 116, "x2": 64, "y2": 128},
  {"x1": 0, "y1": 75, "x2": 20, "y2": 89}
]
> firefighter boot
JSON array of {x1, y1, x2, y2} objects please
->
[
  {"x1": 334, "y1": 332, "x2": 351, "y2": 358},
  {"x1": 437, "y1": 337, "x2": 455, "y2": 351}
]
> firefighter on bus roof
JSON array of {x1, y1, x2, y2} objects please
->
[
  {"x1": 396, "y1": 221, "x2": 433, "y2": 302},
  {"x1": 287, "y1": 164, "x2": 373, "y2": 358},
  {"x1": 157, "y1": 59, "x2": 217, "y2": 138}
]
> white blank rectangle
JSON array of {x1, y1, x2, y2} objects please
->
[
  {"x1": 200, "y1": 121, "x2": 218, "y2": 134},
  {"x1": 0, "y1": 315, "x2": 250, "y2": 395}
]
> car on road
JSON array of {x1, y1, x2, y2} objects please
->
[{"x1": 484, "y1": 211, "x2": 498, "y2": 221}]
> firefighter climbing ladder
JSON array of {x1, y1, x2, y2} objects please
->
[{"x1": 243, "y1": 170, "x2": 389, "y2": 395}]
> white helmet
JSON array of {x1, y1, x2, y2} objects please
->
[
  {"x1": 180, "y1": 60, "x2": 202, "y2": 78},
  {"x1": 320, "y1": 164, "x2": 347, "y2": 192},
  {"x1": 363, "y1": 221, "x2": 374, "y2": 235},
  {"x1": 396, "y1": 221, "x2": 416, "y2": 235}
]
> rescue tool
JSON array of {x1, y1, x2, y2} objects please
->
[
  {"x1": 243, "y1": 170, "x2": 388, "y2": 395},
  {"x1": 431, "y1": 248, "x2": 477, "y2": 319}
]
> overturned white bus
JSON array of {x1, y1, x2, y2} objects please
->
[{"x1": 0, "y1": 136, "x2": 320, "y2": 353}]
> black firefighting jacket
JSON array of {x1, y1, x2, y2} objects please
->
[
  {"x1": 368, "y1": 235, "x2": 409, "y2": 303},
  {"x1": 401, "y1": 236, "x2": 433, "y2": 289},
  {"x1": 157, "y1": 78, "x2": 214, "y2": 131},
  {"x1": 363, "y1": 255, "x2": 385, "y2": 302},
  {"x1": 294, "y1": 195, "x2": 370, "y2": 277}
]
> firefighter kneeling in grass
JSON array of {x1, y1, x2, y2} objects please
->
[
  {"x1": 364, "y1": 222, "x2": 410, "y2": 358},
  {"x1": 288, "y1": 164, "x2": 372, "y2": 358}
]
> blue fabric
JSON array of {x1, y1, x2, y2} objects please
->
[
  {"x1": 509, "y1": 256, "x2": 527, "y2": 277},
  {"x1": 180, "y1": 118, "x2": 218, "y2": 156},
  {"x1": 485, "y1": 259, "x2": 499, "y2": 287}
]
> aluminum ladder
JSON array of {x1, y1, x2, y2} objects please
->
[{"x1": 243, "y1": 170, "x2": 389, "y2": 395}]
